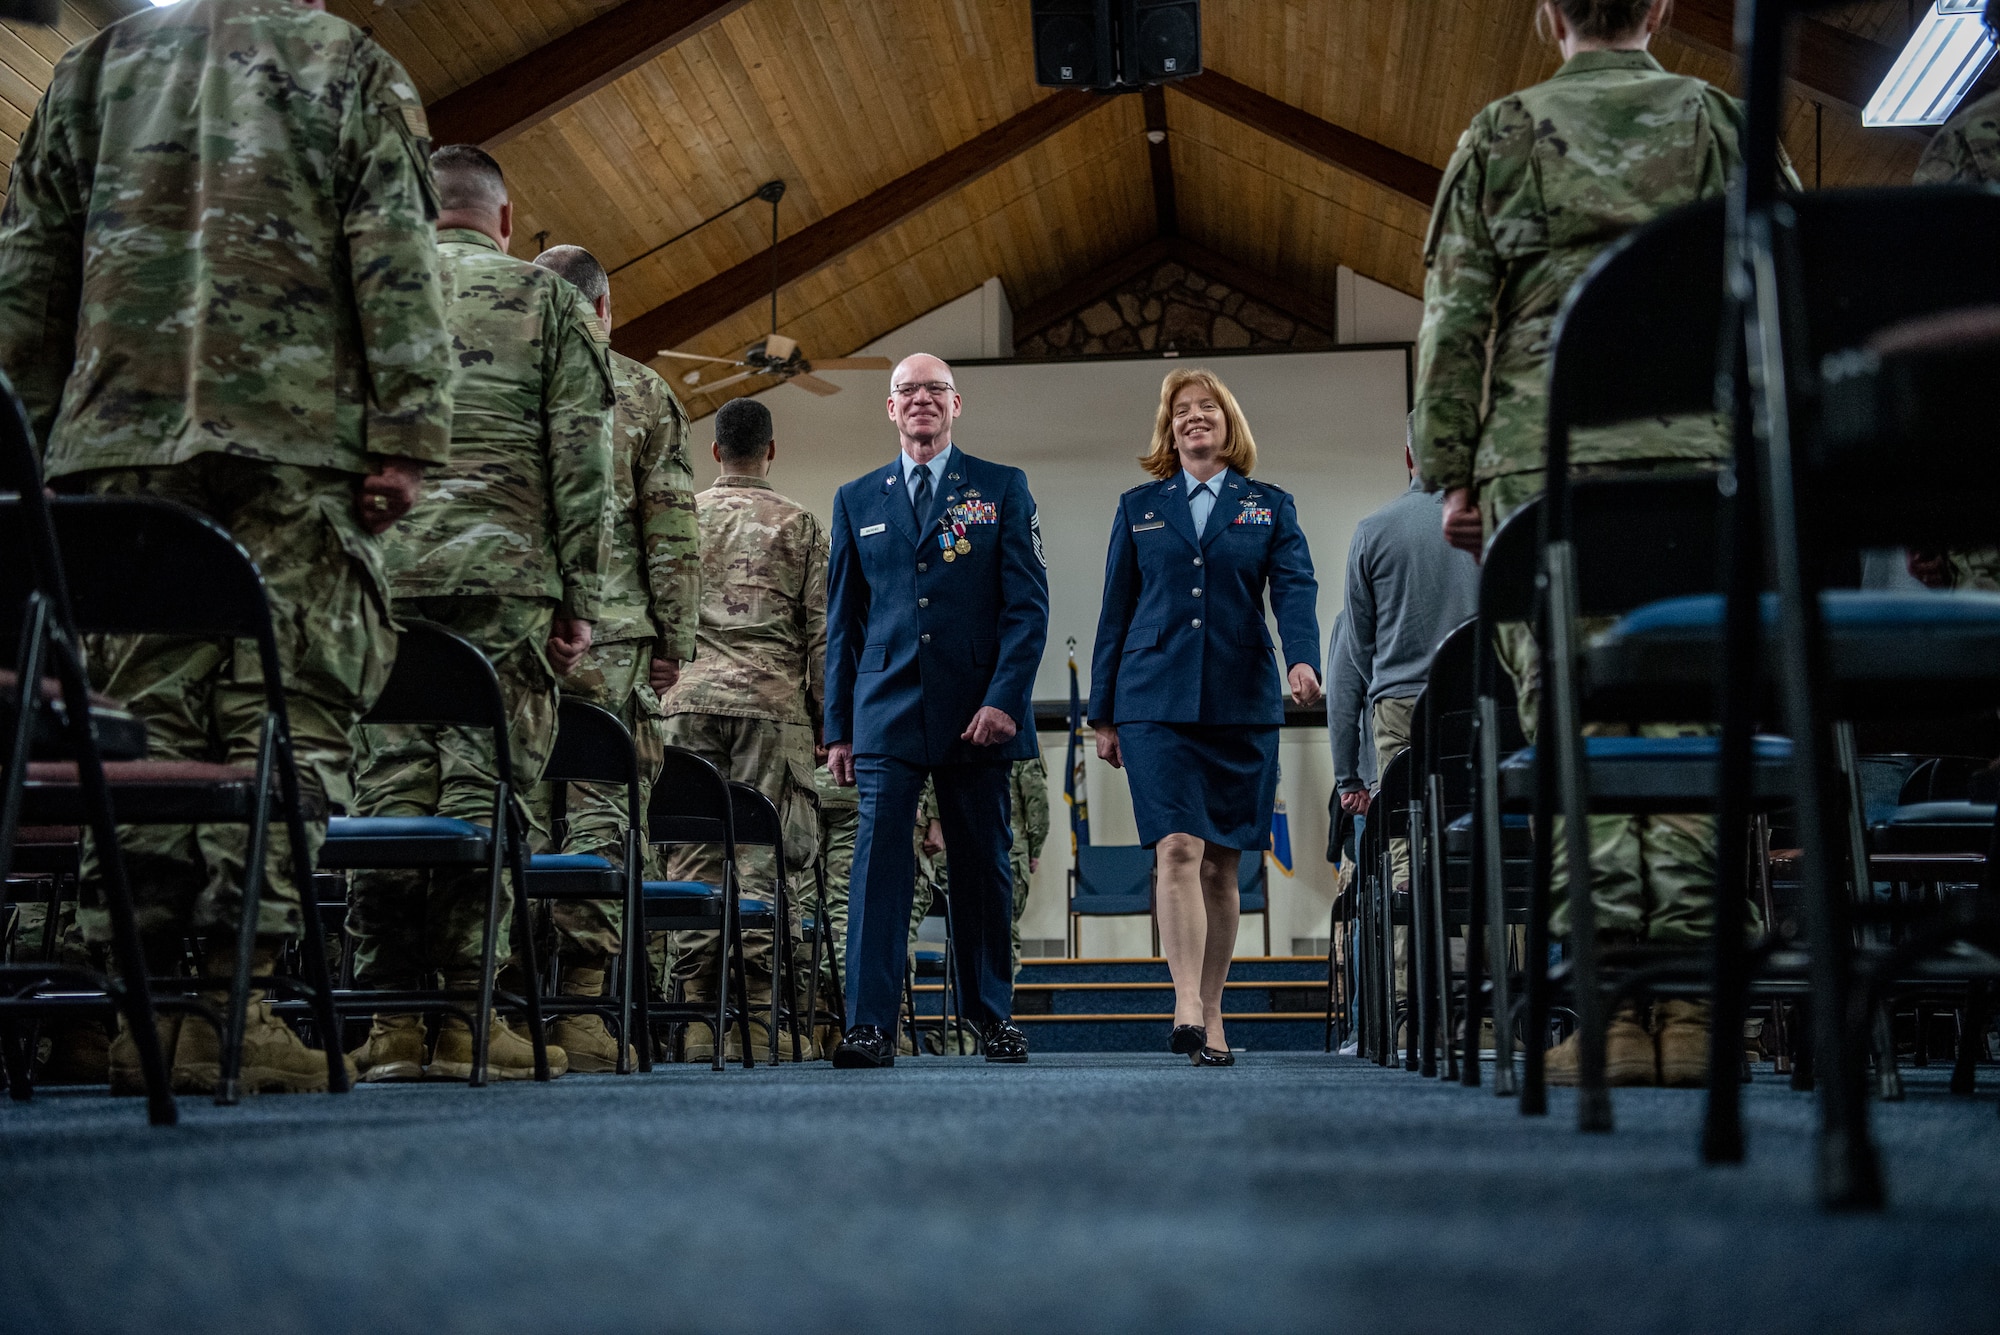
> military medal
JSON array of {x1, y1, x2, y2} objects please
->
[
  {"x1": 938, "y1": 531, "x2": 957, "y2": 563},
  {"x1": 951, "y1": 520, "x2": 970, "y2": 555}
]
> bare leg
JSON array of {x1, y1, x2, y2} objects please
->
[
  {"x1": 1155, "y1": 833, "x2": 1209, "y2": 1030},
  {"x1": 1198, "y1": 845, "x2": 1242, "y2": 1051}
]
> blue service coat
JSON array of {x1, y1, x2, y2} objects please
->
[
  {"x1": 824, "y1": 448, "x2": 1050, "y2": 765},
  {"x1": 1089, "y1": 470, "x2": 1321, "y2": 726}
]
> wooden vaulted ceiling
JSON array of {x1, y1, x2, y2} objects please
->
[{"x1": 0, "y1": 1, "x2": 1964, "y2": 415}]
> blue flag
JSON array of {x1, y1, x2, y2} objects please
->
[
  {"x1": 1267, "y1": 786, "x2": 1293, "y2": 877},
  {"x1": 1065, "y1": 643, "x2": 1090, "y2": 855}
]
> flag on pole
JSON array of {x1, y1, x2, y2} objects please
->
[
  {"x1": 1267, "y1": 782, "x2": 1294, "y2": 877},
  {"x1": 1065, "y1": 640, "x2": 1090, "y2": 855}
]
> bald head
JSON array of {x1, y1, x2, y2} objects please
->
[{"x1": 887, "y1": 352, "x2": 961, "y2": 462}]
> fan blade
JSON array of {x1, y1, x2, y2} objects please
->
[
  {"x1": 788, "y1": 372, "x2": 841, "y2": 397},
  {"x1": 697, "y1": 370, "x2": 766, "y2": 394},
  {"x1": 656, "y1": 349, "x2": 747, "y2": 367},
  {"x1": 809, "y1": 357, "x2": 893, "y2": 371}
]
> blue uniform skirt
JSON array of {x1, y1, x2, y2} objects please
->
[{"x1": 1118, "y1": 722, "x2": 1280, "y2": 852}]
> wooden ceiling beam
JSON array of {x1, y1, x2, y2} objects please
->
[
  {"x1": 612, "y1": 91, "x2": 1104, "y2": 363},
  {"x1": 1665, "y1": 0, "x2": 1896, "y2": 114},
  {"x1": 1173, "y1": 71, "x2": 1442, "y2": 206},
  {"x1": 1142, "y1": 85, "x2": 1179, "y2": 238},
  {"x1": 426, "y1": 0, "x2": 752, "y2": 148}
]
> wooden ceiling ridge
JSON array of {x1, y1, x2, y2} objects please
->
[
  {"x1": 1173, "y1": 71, "x2": 1443, "y2": 206},
  {"x1": 610, "y1": 89, "x2": 1103, "y2": 364},
  {"x1": 426, "y1": 0, "x2": 752, "y2": 148},
  {"x1": 1665, "y1": 0, "x2": 1896, "y2": 114},
  {"x1": 1011, "y1": 234, "x2": 1339, "y2": 346}
]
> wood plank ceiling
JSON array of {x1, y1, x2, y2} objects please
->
[{"x1": 0, "y1": 1, "x2": 1960, "y2": 416}]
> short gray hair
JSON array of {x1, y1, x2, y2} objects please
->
[
  {"x1": 431, "y1": 144, "x2": 508, "y2": 215},
  {"x1": 532, "y1": 245, "x2": 609, "y2": 304}
]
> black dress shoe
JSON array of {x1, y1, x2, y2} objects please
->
[
  {"x1": 1193, "y1": 1046, "x2": 1235, "y2": 1067},
  {"x1": 833, "y1": 1025, "x2": 895, "y2": 1068},
  {"x1": 1169, "y1": 1024, "x2": 1206, "y2": 1056},
  {"x1": 981, "y1": 1020, "x2": 1029, "y2": 1063}
]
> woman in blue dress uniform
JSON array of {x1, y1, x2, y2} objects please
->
[{"x1": 1089, "y1": 368, "x2": 1322, "y2": 1066}]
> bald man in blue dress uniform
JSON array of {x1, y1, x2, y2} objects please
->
[{"x1": 823, "y1": 353, "x2": 1050, "y2": 1067}]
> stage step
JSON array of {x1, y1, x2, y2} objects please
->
[{"x1": 909, "y1": 956, "x2": 1333, "y2": 1052}]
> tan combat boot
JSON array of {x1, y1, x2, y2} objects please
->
[
  {"x1": 1542, "y1": 1006, "x2": 1657, "y2": 1087},
  {"x1": 549, "y1": 966, "x2": 636, "y2": 1074},
  {"x1": 108, "y1": 1010, "x2": 183, "y2": 1096},
  {"x1": 1656, "y1": 998, "x2": 1713, "y2": 1088},
  {"x1": 427, "y1": 1010, "x2": 567, "y2": 1081},
  {"x1": 348, "y1": 1013, "x2": 426, "y2": 1082},
  {"x1": 172, "y1": 943, "x2": 348, "y2": 1094}
]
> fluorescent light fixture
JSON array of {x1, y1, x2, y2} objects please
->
[{"x1": 1864, "y1": 0, "x2": 1998, "y2": 128}]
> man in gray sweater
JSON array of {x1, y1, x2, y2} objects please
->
[{"x1": 1337, "y1": 432, "x2": 1479, "y2": 888}]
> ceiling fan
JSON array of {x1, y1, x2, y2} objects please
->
[
  {"x1": 657, "y1": 335, "x2": 889, "y2": 398},
  {"x1": 652, "y1": 178, "x2": 891, "y2": 397}
]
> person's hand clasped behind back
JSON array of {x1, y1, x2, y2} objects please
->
[
  {"x1": 649, "y1": 657, "x2": 679, "y2": 692},
  {"x1": 546, "y1": 615, "x2": 594, "y2": 676},
  {"x1": 357, "y1": 456, "x2": 425, "y2": 535},
  {"x1": 1441, "y1": 486, "x2": 1484, "y2": 560},
  {"x1": 1340, "y1": 788, "x2": 1372, "y2": 816}
]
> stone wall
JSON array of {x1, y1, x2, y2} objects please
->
[{"x1": 1014, "y1": 257, "x2": 1336, "y2": 359}]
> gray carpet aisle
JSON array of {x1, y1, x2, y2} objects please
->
[{"x1": 2, "y1": 1054, "x2": 1997, "y2": 1334}]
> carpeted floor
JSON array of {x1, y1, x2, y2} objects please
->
[{"x1": 2, "y1": 1054, "x2": 1997, "y2": 1334}]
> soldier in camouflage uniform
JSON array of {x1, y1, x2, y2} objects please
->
[
  {"x1": 662, "y1": 397, "x2": 827, "y2": 1062},
  {"x1": 345, "y1": 145, "x2": 616, "y2": 1083},
  {"x1": 1909, "y1": 83, "x2": 2000, "y2": 593},
  {"x1": 528, "y1": 245, "x2": 700, "y2": 1072},
  {"x1": 0, "y1": 0, "x2": 450, "y2": 1095},
  {"x1": 807, "y1": 762, "x2": 859, "y2": 1044},
  {"x1": 1413, "y1": 0, "x2": 1792, "y2": 1087}
]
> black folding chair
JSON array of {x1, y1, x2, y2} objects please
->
[
  {"x1": 1067, "y1": 844, "x2": 1156, "y2": 957},
  {"x1": 3, "y1": 494, "x2": 350, "y2": 1107},
  {"x1": 1237, "y1": 853, "x2": 1272, "y2": 957},
  {"x1": 641, "y1": 745, "x2": 759, "y2": 1070},
  {"x1": 318, "y1": 621, "x2": 552, "y2": 1085},
  {"x1": 0, "y1": 386, "x2": 171, "y2": 1121},
  {"x1": 727, "y1": 780, "x2": 806, "y2": 1063},
  {"x1": 533, "y1": 698, "x2": 645, "y2": 1074},
  {"x1": 800, "y1": 847, "x2": 847, "y2": 1053}
]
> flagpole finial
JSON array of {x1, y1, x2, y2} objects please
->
[{"x1": 1066, "y1": 636, "x2": 1076, "y2": 653}]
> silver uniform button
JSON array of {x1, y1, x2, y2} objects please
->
[
  {"x1": 1192, "y1": 587, "x2": 1202, "y2": 597},
  {"x1": 1193, "y1": 557, "x2": 1203, "y2": 566},
  {"x1": 918, "y1": 562, "x2": 928, "y2": 572},
  {"x1": 921, "y1": 634, "x2": 931, "y2": 644},
  {"x1": 918, "y1": 597, "x2": 929, "y2": 608},
  {"x1": 1192, "y1": 618, "x2": 1202, "y2": 628}
]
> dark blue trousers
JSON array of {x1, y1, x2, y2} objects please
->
[{"x1": 845, "y1": 755, "x2": 1014, "y2": 1032}]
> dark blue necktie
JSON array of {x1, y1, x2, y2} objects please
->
[{"x1": 911, "y1": 462, "x2": 933, "y2": 522}]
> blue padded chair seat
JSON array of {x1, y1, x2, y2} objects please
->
[
  {"x1": 1443, "y1": 812, "x2": 1532, "y2": 858},
  {"x1": 1070, "y1": 894, "x2": 1153, "y2": 916},
  {"x1": 524, "y1": 852, "x2": 623, "y2": 897},
  {"x1": 1588, "y1": 591, "x2": 2000, "y2": 716},
  {"x1": 1497, "y1": 735, "x2": 1794, "y2": 812},
  {"x1": 1871, "y1": 800, "x2": 1997, "y2": 855},
  {"x1": 319, "y1": 815, "x2": 489, "y2": 869},
  {"x1": 640, "y1": 880, "x2": 774, "y2": 923}
]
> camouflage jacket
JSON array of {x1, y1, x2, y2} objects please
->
[
  {"x1": 1413, "y1": 50, "x2": 1770, "y2": 491},
  {"x1": 597, "y1": 351, "x2": 699, "y2": 655},
  {"x1": 0, "y1": 0, "x2": 451, "y2": 479},
  {"x1": 1916, "y1": 87, "x2": 2000, "y2": 185},
  {"x1": 386, "y1": 228, "x2": 615, "y2": 618},
  {"x1": 662, "y1": 474, "x2": 828, "y2": 725},
  {"x1": 915, "y1": 756, "x2": 1051, "y2": 865}
]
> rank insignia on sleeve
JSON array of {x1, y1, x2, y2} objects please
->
[{"x1": 1031, "y1": 511, "x2": 1046, "y2": 567}]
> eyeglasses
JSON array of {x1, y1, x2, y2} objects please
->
[{"x1": 892, "y1": 381, "x2": 955, "y2": 399}]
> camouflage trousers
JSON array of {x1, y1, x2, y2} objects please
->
[
  {"x1": 1372, "y1": 694, "x2": 1417, "y2": 888},
  {"x1": 545, "y1": 636, "x2": 666, "y2": 967},
  {"x1": 661, "y1": 713, "x2": 817, "y2": 995},
  {"x1": 72, "y1": 457, "x2": 396, "y2": 944},
  {"x1": 345, "y1": 596, "x2": 558, "y2": 988},
  {"x1": 807, "y1": 772, "x2": 859, "y2": 1002},
  {"x1": 1480, "y1": 465, "x2": 1722, "y2": 947}
]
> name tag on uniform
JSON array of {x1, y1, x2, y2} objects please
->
[
  {"x1": 1132, "y1": 520, "x2": 1166, "y2": 532},
  {"x1": 1233, "y1": 507, "x2": 1273, "y2": 526},
  {"x1": 859, "y1": 523, "x2": 887, "y2": 537},
  {"x1": 951, "y1": 501, "x2": 998, "y2": 525}
]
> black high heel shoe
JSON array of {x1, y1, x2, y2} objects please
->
[
  {"x1": 1192, "y1": 1046, "x2": 1234, "y2": 1067},
  {"x1": 1169, "y1": 1025, "x2": 1206, "y2": 1055}
]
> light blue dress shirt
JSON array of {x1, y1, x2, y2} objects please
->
[
  {"x1": 900, "y1": 442, "x2": 956, "y2": 508},
  {"x1": 1182, "y1": 466, "x2": 1230, "y2": 537}
]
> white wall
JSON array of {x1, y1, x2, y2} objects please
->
[
  {"x1": 1336, "y1": 266, "x2": 1424, "y2": 346},
  {"x1": 688, "y1": 291, "x2": 1410, "y2": 958}
]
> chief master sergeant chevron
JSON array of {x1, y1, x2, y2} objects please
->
[{"x1": 823, "y1": 354, "x2": 1050, "y2": 1068}]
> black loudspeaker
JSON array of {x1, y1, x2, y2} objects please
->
[
  {"x1": 1122, "y1": 0, "x2": 1201, "y2": 83},
  {"x1": 1033, "y1": 0, "x2": 1115, "y2": 89}
]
